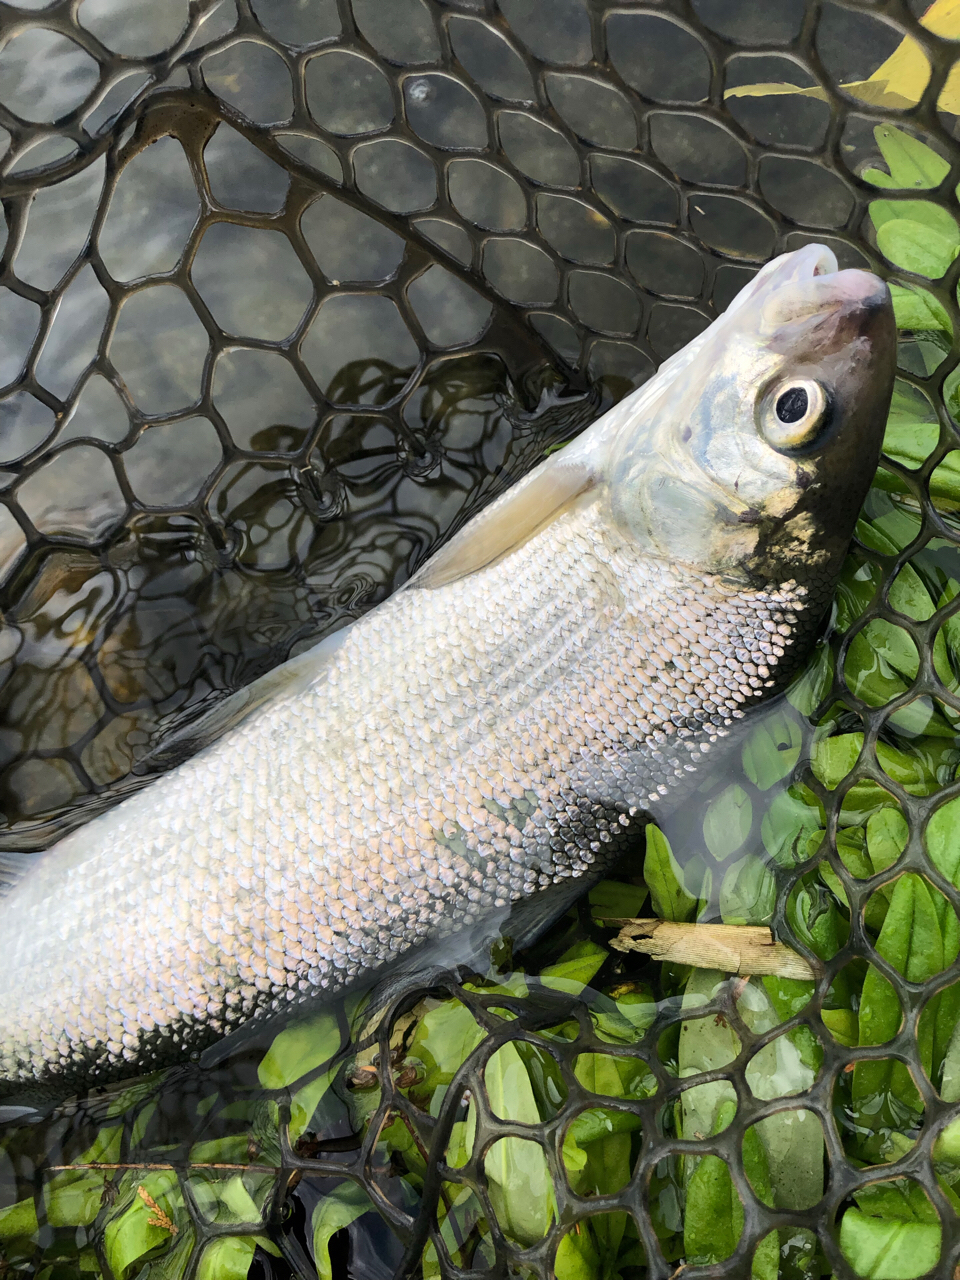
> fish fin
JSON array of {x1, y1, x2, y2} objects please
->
[
  {"x1": 407, "y1": 453, "x2": 597, "y2": 590},
  {"x1": 0, "y1": 852, "x2": 32, "y2": 898},
  {"x1": 135, "y1": 622, "x2": 354, "y2": 774}
]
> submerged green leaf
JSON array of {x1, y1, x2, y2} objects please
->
[
  {"x1": 312, "y1": 1182, "x2": 372, "y2": 1280},
  {"x1": 840, "y1": 1208, "x2": 941, "y2": 1279},
  {"x1": 644, "y1": 824, "x2": 696, "y2": 922}
]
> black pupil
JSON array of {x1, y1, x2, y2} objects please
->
[{"x1": 775, "y1": 386, "x2": 809, "y2": 424}]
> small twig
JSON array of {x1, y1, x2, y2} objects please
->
[{"x1": 47, "y1": 1161, "x2": 281, "y2": 1173}]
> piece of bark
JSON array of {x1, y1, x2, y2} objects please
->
[{"x1": 605, "y1": 919, "x2": 819, "y2": 981}]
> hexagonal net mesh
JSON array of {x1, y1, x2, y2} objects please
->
[{"x1": 3, "y1": 0, "x2": 960, "y2": 1277}]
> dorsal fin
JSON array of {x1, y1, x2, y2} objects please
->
[{"x1": 407, "y1": 451, "x2": 598, "y2": 590}]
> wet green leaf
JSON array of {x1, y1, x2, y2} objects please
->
[
  {"x1": 644, "y1": 824, "x2": 696, "y2": 922},
  {"x1": 870, "y1": 124, "x2": 951, "y2": 190},
  {"x1": 311, "y1": 1182, "x2": 371, "y2": 1280},
  {"x1": 45, "y1": 1169, "x2": 106, "y2": 1228},
  {"x1": 0, "y1": 1197, "x2": 37, "y2": 1243},
  {"x1": 258, "y1": 1011, "x2": 342, "y2": 1091},
  {"x1": 870, "y1": 199, "x2": 959, "y2": 238},
  {"x1": 484, "y1": 1135, "x2": 556, "y2": 1245},
  {"x1": 702, "y1": 784, "x2": 752, "y2": 859},
  {"x1": 719, "y1": 856, "x2": 776, "y2": 926},
  {"x1": 854, "y1": 874, "x2": 943, "y2": 1114},
  {"x1": 840, "y1": 1209, "x2": 941, "y2": 1279},
  {"x1": 405, "y1": 999, "x2": 486, "y2": 1093},
  {"x1": 889, "y1": 283, "x2": 952, "y2": 332},
  {"x1": 103, "y1": 1173, "x2": 181, "y2": 1280},
  {"x1": 195, "y1": 1236, "x2": 257, "y2": 1280},
  {"x1": 877, "y1": 219, "x2": 959, "y2": 278},
  {"x1": 540, "y1": 938, "x2": 608, "y2": 991},
  {"x1": 822, "y1": 1008, "x2": 858, "y2": 1046},
  {"x1": 741, "y1": 711, "x2": 803, "y2": 791},
  {"x1": 588, "y1": 877, "x2": 647, "y2": 922},
  {"x1": 683, "y1": 1101, "x2": 779, "y2": 1274}
]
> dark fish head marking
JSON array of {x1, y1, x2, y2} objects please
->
[{"x1": 601, "y1": 243, "x2": 895, "y2": 604}]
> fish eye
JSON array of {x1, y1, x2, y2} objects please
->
[{"x1": 761, "y1": 377, "x2": 829, "y2": 451}]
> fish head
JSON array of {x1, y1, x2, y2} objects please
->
[{"x1": 604, "y1": 243, "x2": 895, "y2": 605}]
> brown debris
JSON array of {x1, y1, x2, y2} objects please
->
[{"x1": 606, "y1": 919, "x2": 819, "y2": 981}]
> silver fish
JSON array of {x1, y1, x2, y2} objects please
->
[{"x1": 0, "y1": 244, "x2": 894, "y2": 1094}]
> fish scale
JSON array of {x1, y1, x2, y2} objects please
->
[{"x1": 0, "y1": 244, "x2": 895, "y2": 1094}]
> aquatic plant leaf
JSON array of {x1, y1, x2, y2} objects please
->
[
  {"x1": 868, "y1": 125, "x2": 950, "y2": 191},
  {"x1": 839, "y1": 1209, "x2": 941, "y2": 1279},
  {"x1": 484, "y1": 1135, "x2": 556, "y2": 1245},
  {"x1": 588, "y1": 877, "x2": 647, "y2": 921},
  {"x1": 404, "y1": 998, "x2": 486, "y2": 1091},
  {"x1": 312, "y1": 1182, "x2": 372, "y2": 1280},
  {"x1": 644, "y1": 824, "x2": 696, "y2": 922},
  {"x1": 854, "y1": 874, "x2": 943, "y2": 1114},
  {"x1": 741, "y1": 710, "x2": 802, "y2": 791},
  {"x1": 258, "y1": 1011, "x2": 343, "y2": 1090},
  {"x1": 540, "y1": 937, "x2": 608, "y2": 990},
  {"x1": 876, "y1": 219, "x2": 960, "y2": 280},
  {"x1": 702, "y1": 784, "x2": 752, "y2": 859},
  {"x1": 683, "y1": 1102, "x2": 741, "y2": 1267},
  {"x1": 0, "y1": 1197, "x2": 37, "y2": 1243},
  {"x1": 889, "y1": 284, "x2": 952, "y2": 333},
  {"x1": 103, "y1": 1173, "x2": 182, "y2": 1280},
  {"x1": 719, "y1": 855, "x2": 775, "y2": 925},
  {"x1": 196, "y1": 1235, "x2": 257, "y2": 1280}
]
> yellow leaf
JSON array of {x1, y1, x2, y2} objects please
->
[{"x1": 920, "y1": 0, "x2": 960, "y2": 38}]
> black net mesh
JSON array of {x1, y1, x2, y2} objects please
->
[{"x1": 4, "y1": 0, "x2": 960, "y2": 1277}]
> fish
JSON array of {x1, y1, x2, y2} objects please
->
[{"x1": 0, "y1": 243, "x2": 894, "y2": 1097}]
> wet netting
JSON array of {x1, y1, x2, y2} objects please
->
[{"x1": 4, "y1": 0, "x2": 960, "y2": 1277}]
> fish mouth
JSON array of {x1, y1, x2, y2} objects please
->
[{"x1": 735, "y1": 242, "x2": 890, "y2": 327}]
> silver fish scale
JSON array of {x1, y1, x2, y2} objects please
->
[{"x1": 0, "y1": 500, "x2": 811, "y2": 1087}]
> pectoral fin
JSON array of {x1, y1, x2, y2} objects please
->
[{"x1": 408, "y1": 453, "x2": 597, "y2": 590}]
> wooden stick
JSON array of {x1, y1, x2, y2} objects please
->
[{"x1": 605, "y1": 919, "x2": 819, "y2": 981}]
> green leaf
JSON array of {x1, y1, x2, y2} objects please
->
[
  {"x1": 312, "y1": 1182, "x2": 371, "y2": 1280},
  {"x1": 719, "y1": 856, "x2": 776, "y2": 926},
  {"x1": 854, "y1": 874, "x2": 943, "y2": 1115},
  {"x1": 889, "y1": 283, "x2": 952, "y2": 332},
  {"x1": 684, "y1": 1102, "x2": 759, "y2": 1270},
  {"x1": 760, "y1": 786, "x2": 824, "y2": 867},
  {"x1": 870, "y1": 197, "x2": 959, "y2": 240},
  {"x1": 702, "y1": 785, "x2": 752, "y2": 859},
  {"x1": 405, "y1": 999, "x2": 486, "y2": 1093},
  {"x1": 822, "y1": 1008, "x2": 858, "y2": 1046},
  {"x1": 741, "y1": 710, "x2": 803, "y2": 791},
  {"x1": 258, "y1": 1012, "x2": 343, "y2": 1091},
  {"x1": 876, "y1": 218, "x2": 959, "y2": 279},
  {"x1": 872, "y1": 124, "x2": 951, "y2": 190},
  {"x1": 0, "y1": 1197, "x2": 37, "y2": 1243},
  {"x1": 103, "y1": 1173, "x2": 181, "y2": 1280},
  {"x1": 588, "y1": 877, "x2": 647, "y2": 921},
  {"x1": 45, "y1": 1170, "x2": 106, "y2": 1228},
  {"x1": 484, "y1": 1134, "x2": 556, "y2": 1246},
  {"x1": 540, "y1": 938, "x2": 608, "y2": 992},
  {"x1": 839, "y1": 1209, "x2": 941, "y2": 1279},
  {"x1": 644, "y1": 824, "x2": 696, "y2": 922},
  {"x1": 196, "y1": 1236, "x2": 257, "y2": 1280}
]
